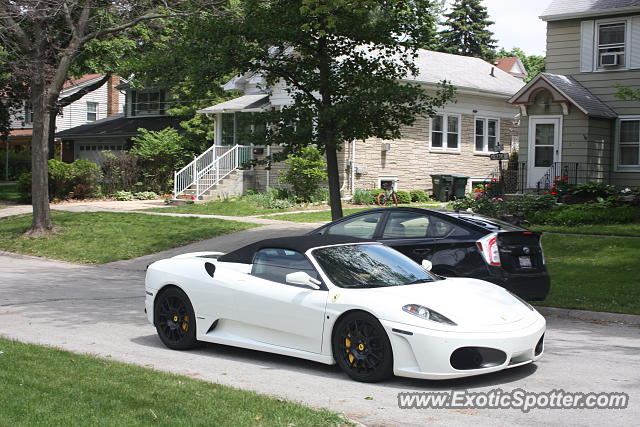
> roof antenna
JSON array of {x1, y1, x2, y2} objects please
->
[{"x1": 490, "y1": 67, "x2": 495, "y2": 77}]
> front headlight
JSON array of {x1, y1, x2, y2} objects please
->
[{"x1": 402, "y1": 304, "x2": 457, "y2": 326}]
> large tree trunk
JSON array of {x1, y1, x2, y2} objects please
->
[
  {"x1": 325, "y1": 144, "x2": 344, "y2": 220},
  {"x1": 26, "y1": 88, "x2": 54, "y2": 237}
]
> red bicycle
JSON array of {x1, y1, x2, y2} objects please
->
[{"x1": 377, "y1": 181, "x2": 398, "y2": 207}]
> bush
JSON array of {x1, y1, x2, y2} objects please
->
[
  {"x1": 528, "y1": 204, "x2": 640, "y2": 226},
  {"x1": 243, "y1": 188, "x2": 293, "y2": 209},
  {"x1": 352, "y1": 189, "x2": 372, "y2": 205},
  {"x1": 369, "y1": 189, "x2": 385, "y2": 204},
  {"x1": 395, "y1": 190, "x2": 411, "y2": 204},
  {"x1": 101, "y1": 153, "x2": 140, "y2": 194},
  {"x1": 114, "y1": 190, "x2": 134, "y2": 201},
  {"x1": 133, "y1": 191, "x2": 157, "y2": 200},
  {"x1": 410, "y1": 190, "x2": 430, "y2": 203},
  {"x1": 311, "y1": 187, "x2": 330, "y2": 203},
  {"x1": 451, "y1": 194, "x2": 558, "y2": 219},
  {"x1": 16, "y1": 172, "x2": 32, "y2": 202},
  {"x1": 131, "y1": 128, "x2": 188, "y2": 193},
  {"x1": 280, "y1": 147, "x2": 327, "y2": 202},
  {"x1": 569, "y1": 182, "x2": 617, "y2": 199},
  {"x1": 16, "y1": 159, "x2": 102, "y2": 202},
  {"x1": 0, "y1": 149, "x2": 31, "y2": 180}
]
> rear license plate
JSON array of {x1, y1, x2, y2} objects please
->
[{"x1": 519, "y1": 256, "x2": 532, "y2": 268}]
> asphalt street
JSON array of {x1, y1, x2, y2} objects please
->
[{"x1": 1, "y1": 224, "x2": 638, "y2": 426}]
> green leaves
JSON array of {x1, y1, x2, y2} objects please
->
[{"x1": 437, "y1": 0, "x2": 497, "y2": 62}]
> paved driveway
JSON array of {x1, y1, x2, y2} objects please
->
[{"x1": 1, "y1": 225, "x2": 639, "y2": 426}]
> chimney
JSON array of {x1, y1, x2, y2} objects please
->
[{"x1": 106, "y1": 75, "x2": 120, "y2": 116}]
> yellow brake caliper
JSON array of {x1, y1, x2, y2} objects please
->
[
  {"x1": 181, "y1": 315, "x2": 189, "y2": 331},
  {"x1": 345, "y1": 334, "x2": 355, "y2": 365}
]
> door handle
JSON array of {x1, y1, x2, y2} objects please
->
[{"x1": 413, "y1": 248, "x2": 432, "y2": 255}]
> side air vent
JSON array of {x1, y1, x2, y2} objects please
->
[{"x1": 204, "y1": 262, "x2": 216, "y2": 278}]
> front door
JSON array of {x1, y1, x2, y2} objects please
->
[{"x1": 528, "y1": 117, "x2": 562, "y2": 187}]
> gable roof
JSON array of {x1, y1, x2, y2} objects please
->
[
  {"x1": 494, "y1": 57, "x2": 528, "y2": 78},
  {"x1": 56, "y1": 113, "x2": 185, "y2": 138},
  {"x1": 541, "y1": 0, "x2": 640, "y2": 21},
  {"x1": 508, "y1": 73, "x2": 618, "y2": 119},
  {"x1": 406, "y1": 50, "x2": 525, "y2": 97},
  {"x1": 217, "y1": 235, "x2": 372, "y2": 264}
]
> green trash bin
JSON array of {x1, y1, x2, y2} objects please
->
[
  {"x1": 450, "y1": 174, "x2": 470, "y2": 200},
  {"x1": 431, "y1": 174, "x2": 453, "y2": 202}
]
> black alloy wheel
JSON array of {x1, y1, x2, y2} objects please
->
[
  {"x1": 332, "y1": 312, "x2": 393, "y2": 382},
  {"x1": 154, "y1": 287, "x2": 197, "y2": 350}
]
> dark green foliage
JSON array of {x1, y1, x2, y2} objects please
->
[
  {"x1": 528, "y1": 205, "x2": 640, "y2": 226},
  {"x1": 395, "y1": 190, "x2": 411, "y2": 204},
  {"x1": 130, "y1": 128, "x2": 188, "y2": 193},
  {"x1": 0, "y1": 149, "x2": 31, "y2": 181},
  {"x1": 410, "y1": 189, "x2": 430, "y2": 202},
  {"x1": 280, "y1": 147, "x2": 328, "y2": 202},
  {"x1": 438, "y1": 0, "x2": 497, "y2": 61},
  {"x1": 451, "y1": 194, "x2": 557, "y2": 219},
  {"x1": 569, "y1": 182, "x2": 617, "y2": 199},
  {"x1": 17, "y1": 159, "x2": 102, "y2": 202},
  {"x1": 352, "y1": 188, "x2": 373, "y2": 205}
]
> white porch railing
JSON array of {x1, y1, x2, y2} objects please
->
[{"x1": 173, "y1": 145, "x2": 252, "y2": 199}]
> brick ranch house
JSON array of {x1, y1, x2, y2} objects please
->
[{"x1": 189, "y1": 49, "x2": 526, "y2": 200}]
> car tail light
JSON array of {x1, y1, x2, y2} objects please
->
[{"x1": 476, "y1": 233, "x2": 501, "y2": 266}]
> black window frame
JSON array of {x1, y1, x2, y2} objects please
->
[{"x1": 250, "y1": 248, "x2": 325, "y2": 289}]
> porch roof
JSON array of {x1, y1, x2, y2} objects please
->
[
  {"x1": 508, "y1": 73, "x2": 618, "y2": 119},
  {"x1": 198, "y1": 94, "x2": 270, "y2": 114}
]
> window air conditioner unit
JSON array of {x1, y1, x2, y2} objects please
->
[
  {"x1": 355, "y1": 166, "x2": 366, "y2": 175},
  {"x1": 600, "y1": 53, "x2": 620, "y2": 67},
  {"x1": 381, "y1": 143, "x2": 392, "y2": 152}
]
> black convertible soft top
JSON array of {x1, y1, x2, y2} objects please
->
[{"x1": 217, "y1": 235, "x2": 372, "y2": 264}]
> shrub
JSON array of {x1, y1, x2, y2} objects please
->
[
  {"x1": 352, "y1": 189, "x2": 372, "y2": 205},
  {"x1": 17, "y1": 159, "x2": 102, "y2": 201},
  {"x1": 369, "y1": 189, "x2": 385, "y2": 204},
  {"x1": 569, "y1": 182, "x2": 617, "y2": 199},
  {"x1": 130, "y1": 128, "x2": 188, "y2": 193},
  {"x1": 133, "y1": 191, "x2": 158, "y2": 200},
  {"x1": 114, "y1": 190, "x2": 134, "y2": 201},
  {"x1": 243, "y1": 188, "x2": 293, "y2": 209},
  {"x1": 410, "y1": 190, "x2": 430, "y2": 203},
  {"x1": 450, "y1": 194, "x2": 558, "y2": 219},
  {"x1": 101, "y1": 153, "x2": 140, "y2": 194},
  {"x1": 0, "y1": 149, "x2": 31, "y2": 180},
  {"x1": 16, "y1": 172, "x2": 32, "y2": 202},
  {"x1": 528, "y1": 204, "x2": 640, "y2": 226},
  {"x1": 311, "y1": 187, "x2": 330, "y2": 203},
  {"x1": 395, "y1": 190, "x2": 411, "y2": 204},
  {"x1": 280, "y1": 147, "x2": 327, "y2": 202}
]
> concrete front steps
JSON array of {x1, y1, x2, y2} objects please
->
[{"x1": 176, "y1": 170, "x2": 257, "y2": 202}]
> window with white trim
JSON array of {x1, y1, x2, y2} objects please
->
[
  {"x1": 597, "y1": 21, "x2": 626, "y2": 69},
  {"x1": 86, "y1": 102, "x2": 98, "y2": 121},
  {"x1": 475, "y1": 118, "x2": 499, "y2": 153},
  {"x1": 618, "y1": 119, "x2": 640, "y2": 168},
  {"x1": 23, "y1": 102, "x2": 33, "y2": 123},
  {"x1": 431, "y1": 114, "x2": 460, "y2": 151}
]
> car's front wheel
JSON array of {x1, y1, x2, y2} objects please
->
[
  {"x1": 332, "y1": 312, "x2": 393, "y2": 382},
  {"x1": 154, "y1": 287, "x2": 197, "y2": 350}
]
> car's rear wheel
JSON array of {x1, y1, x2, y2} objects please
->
[
  {"x1": 332, "y1": 312, "x2": 393, "y2": 382},
  {"x1": 154, "y1": 287, "x2": 197, "y2": 350}
]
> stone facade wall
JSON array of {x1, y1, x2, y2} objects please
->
[{"x1": 348, "y1": 115, "x2": 517, "y2": 194}]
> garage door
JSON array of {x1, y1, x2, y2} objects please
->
[{"x1": 77, "y1": 143, "x2": 125, "y2": 164}]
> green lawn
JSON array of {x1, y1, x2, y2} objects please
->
[
  {"x1": 536, "y1": 234, "x2": 640, "y2": 315},
  {"x1": 531, "y1": 223, "x2": 640, "y2": 237},
  {"x1": 147, "y1": 199, "x2": 286, "y2": 216},
  {"x1": 0, "y1": 338, "x2": 348, "y2": 427},
  {"x1": 0, "y1": 212, "x2": 257, "y2": 264},
  {"x1": 0, "y1": 183, "x2": 20, "y2": 203}
]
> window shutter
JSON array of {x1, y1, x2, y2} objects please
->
[
  {"x1": 580, "y1": 20, "x2": 595, "y2": 72},
  {"x1": 130, "y1": 90, "x2": 137, "y2": 117},
  {"x1": 631, "y1": 16, "x2": 640, "y2": 69}
]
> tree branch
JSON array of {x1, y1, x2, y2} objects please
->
[{"x1": 0, "y1": 4, "x2": 32, "y2": 50}]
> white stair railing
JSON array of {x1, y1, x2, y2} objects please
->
[{"x1": 173, "y1": 145, "x2": 253, "y2": 199}]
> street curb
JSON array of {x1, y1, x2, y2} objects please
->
[{"x1": 536, "y1": 306, "x2": 640, "y2": 326}]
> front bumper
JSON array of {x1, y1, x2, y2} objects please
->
[{"x1": 381, "y1": 316, "x2": 546, "y2": 380}]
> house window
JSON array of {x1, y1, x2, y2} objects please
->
[
  {"x1": 134, "y1": 90, "x2": 164, "y2": 115},
  {"x1": 86, "y1": 102, "x2": 98, "y2": 121},
  {"x1": 431, "y1": 114, "x2": 460, "y2": 151},
  {"x1": 597, "y1": 22, "x2": 626, "y2": 68},
  {"x1": 24, "y1": 103, "x2": 33, "y2": 123},
  {"x1": 475, "y1": 118, "x2": 499, "y2": 153},
  {"x1": 618, "y1": 119, "x2": 640, "y2": 168}
]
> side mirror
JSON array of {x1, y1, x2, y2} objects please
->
[
  {"x1": 285, "y1": 271, "x2": 321, "y2": 290},
  {"x1": 421, "y1": 259, "x2": 433, "y2": 271}
]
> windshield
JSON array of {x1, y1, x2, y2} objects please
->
[{"x1": 312, "y1": 244, "x2": 436, "y2": 289}]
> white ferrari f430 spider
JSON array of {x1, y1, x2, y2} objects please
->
[{"x1": 145, "y1": 235, "x2": 545, "y2": 382}]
